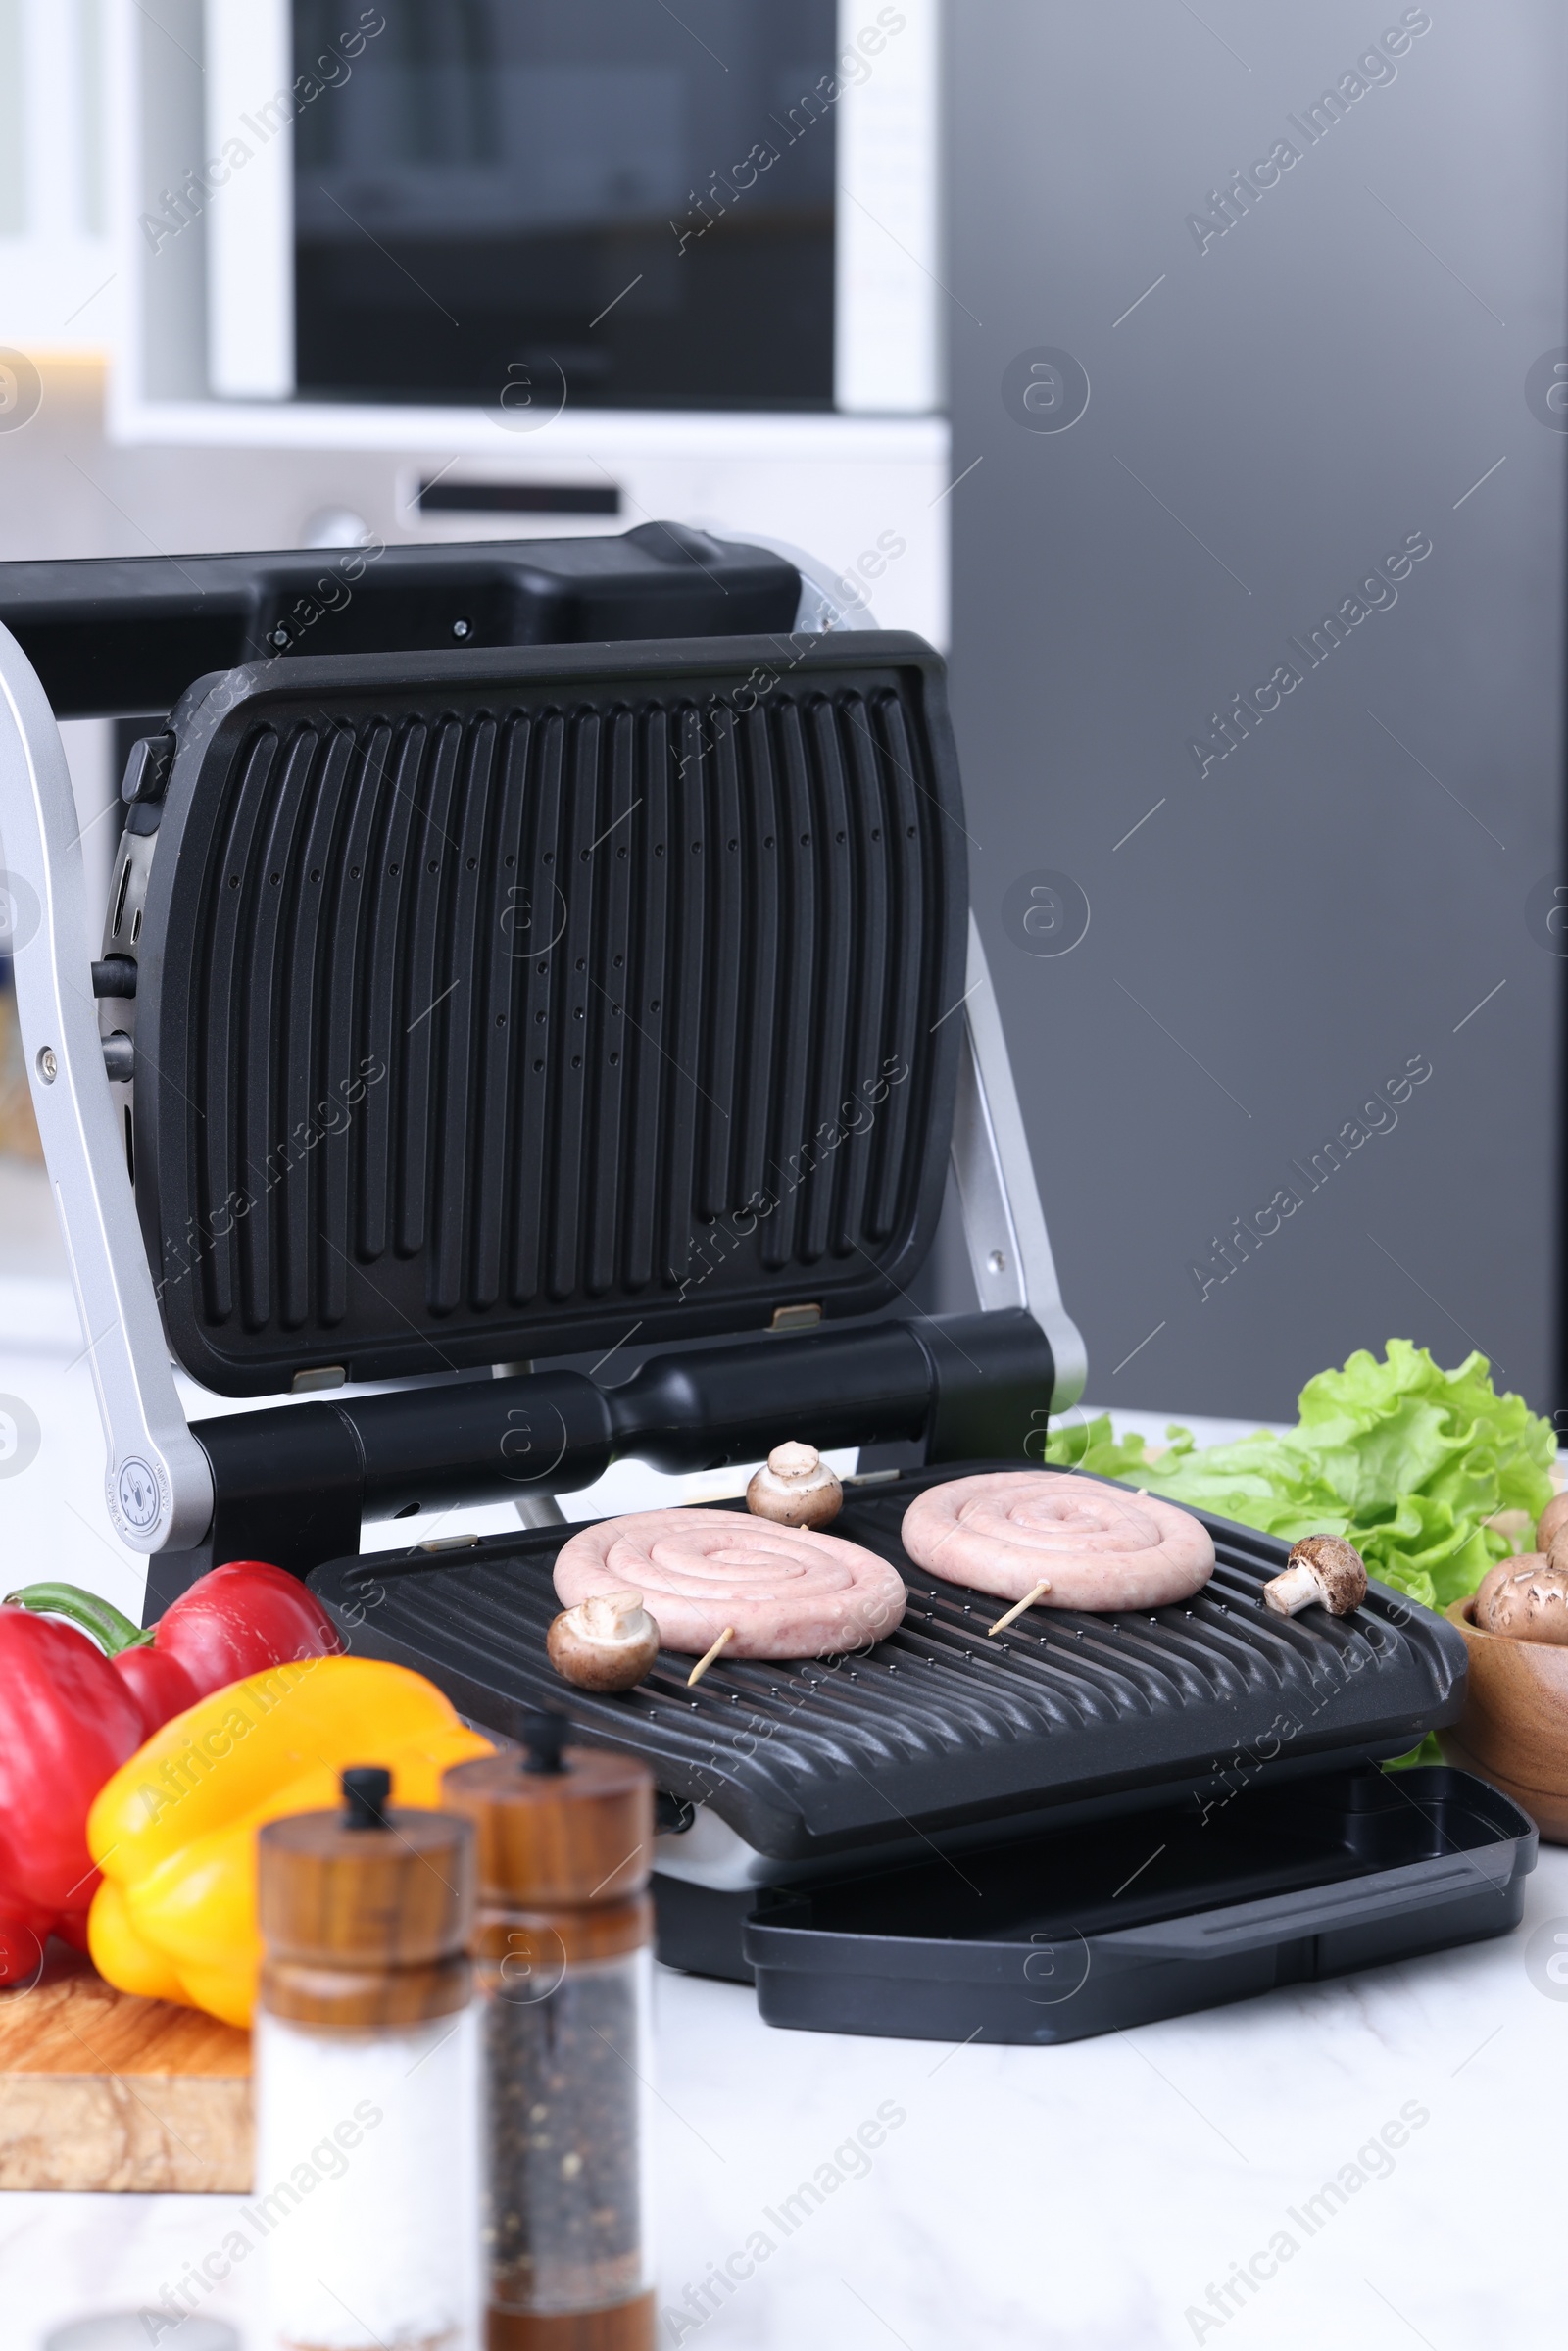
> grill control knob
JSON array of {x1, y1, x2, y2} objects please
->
[
  {"x1": 91, "y1": 955, "x2": 138, "y2": 999},
  {"x1": 120, "y1": 733, "x2": 174, "y2": 806}
]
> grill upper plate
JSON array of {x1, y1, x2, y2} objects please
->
[
  {"x1": 131, "y1": 632, "x2": 965, "y2": 1392},
  {"x1": 309, "y1": 1466, "x2": 1466, "y2": 1862}
]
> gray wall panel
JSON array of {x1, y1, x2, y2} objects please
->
[{"x1": 947, "y1": 0, "x2": 1568, "y2": 1420}]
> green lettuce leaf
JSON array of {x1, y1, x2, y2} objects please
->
[{"x1": 1044, "y1": 1341, "x2": 1554, "y2": 1617}]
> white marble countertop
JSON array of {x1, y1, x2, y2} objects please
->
[
  {"x1": 2, "y1": 1193, "x2": 1562, "y2": 2348},
  {"x1": 5, "y1": 1848, "x2": 1567, "y2": 2350}
]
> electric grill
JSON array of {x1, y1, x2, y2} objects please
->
[{"x1": 0, "y1": 524, "x2": 1534, "y2": 2044}]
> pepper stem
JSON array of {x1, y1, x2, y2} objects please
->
[{"x1": 3, "y1": 1581, "x2": 154, "y2": 1654}]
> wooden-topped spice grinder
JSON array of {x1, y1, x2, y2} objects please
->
[
  {"x1": 255, "y1": 1766, "x2": 481, "y2": 2351},
  {"x1": 259, "y1": 1762, "x2": 475, "y2": 2027},
  {"x1": 444, "y1": 1713, "x2": 657, "y2": 2351}
]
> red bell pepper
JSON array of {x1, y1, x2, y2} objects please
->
[
  {"x1": 0, "y1": 1562, "x2": 338, "y2": 1983},
  {"x1": 0, "y1": 1611, "x2": 146, "y2": 1982},
  {"x1": 6, "y1": 1559, "x2": 340, "y2": 1738}
]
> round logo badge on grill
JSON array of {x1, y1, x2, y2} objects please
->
[{"x1": 116, "y1": 1456, "x2": 163, "y2": 1532}]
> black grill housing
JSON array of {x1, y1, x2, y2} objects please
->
[
  {"x1": 309, "y1": 1468, "x2": 1468, "y2": 1863},
  {"x1": 132, "y1": 632, "x2": 965, "y2": 1393}
]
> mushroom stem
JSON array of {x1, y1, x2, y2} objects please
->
[
  {"x1": 1262, "y1": 1534, "x2": 1367, "y2": 1619},
  {"x1": 687, "y1": 1625, "x2": 736, "y2": 1688},
  {"x1": 1263, "y1": 1562, "x2": 1322, "y2": 1617}
]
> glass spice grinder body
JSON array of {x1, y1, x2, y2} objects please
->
[
  {"x1": 255, "y1": 1766, "x2": 481, "y2": 2351},
  {"x1": 445, "y1": 1718, "x2": 656, "y2": 2351}
]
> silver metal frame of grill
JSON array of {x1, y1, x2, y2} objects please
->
[{"x1": 0, "y1": 535, "x2": 1086, "y2": 1565}]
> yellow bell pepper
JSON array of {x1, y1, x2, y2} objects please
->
[{"x1": 86, "y1": 1654, "x2": 492, "y2": 2027}]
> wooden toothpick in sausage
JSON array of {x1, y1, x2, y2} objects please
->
[{"x1": 687, "y1": 1627, "x2": 736, "y2": 1687}]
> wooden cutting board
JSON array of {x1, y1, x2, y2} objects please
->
[{"x1": 0, "y1": 1941, "x2": 252, "y2": 2191}]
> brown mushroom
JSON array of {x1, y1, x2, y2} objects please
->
[
  {"x1": 1473, "y1": 1553, "x2": 1568, "y2": 1645},
  {"x1": 1263, "y1": 1534, "x2": 1367, "y2": 1619},
  {"x1": 746, "y1": 1441, "x2": 843, "y2": 1530},
  {"x1": 1538, "y1": 1491, "x2": 1568, "y2": 1554},
  {"x1": 547, "y1": 1589, "x2": 661, "y2": 1690}
]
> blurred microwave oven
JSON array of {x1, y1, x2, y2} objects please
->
[{"x1": 118, "y1": 0, "x2": 941, "y2": 423}]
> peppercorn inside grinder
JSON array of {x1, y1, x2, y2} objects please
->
[
  {"x1": 256, "y1": 1767, "x2": 481, "y2": 2351},
  {"x1": 444, "y1": 1713, "x2": 657, "y2": 2351}
]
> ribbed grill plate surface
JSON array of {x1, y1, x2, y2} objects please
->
[
  {"x1": 310, "y1": 1467, "x2": 1466, "y2": 1862},
  {"x1": 137, "y1": 634, "x2": 964, "y2": 1391}
]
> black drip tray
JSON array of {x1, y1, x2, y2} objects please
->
[{"x1": 732, "y1": 1767, "x2": 1536, "y2": 2044}]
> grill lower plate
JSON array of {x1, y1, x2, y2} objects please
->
[{"x1": 309, "y1": 1465, "x2": 1466, "y2": 1864}]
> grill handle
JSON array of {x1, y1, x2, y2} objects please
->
[
  {"x1": 144, "y1": 1309, "x2": 1055, "y2": 1619},
  {"x1": 0, "y1": 529, "x2": 801, "y2": 718}
]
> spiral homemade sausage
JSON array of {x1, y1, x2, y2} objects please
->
[
  {"x1": 553, "y1": 1508, "x2": 907, "y2": 1658},
  {"x1": 901, "y1": 1474, "x2": 1214, "y2": 1611}
]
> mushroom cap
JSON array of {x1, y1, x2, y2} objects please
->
[
  {"x1": 547, "y1": 1588, "x2": 661, "y2": 1690},
  {"x1": 1474, "y1": 1552, "x2": 1568, "y2": 1644},
  {"x1": 1286, "y1": 1533, "x2": 1367, "y2": 1613},
  {"x1": 1537, "y1": 1492, "x2": 1568, "y2": 1554}
]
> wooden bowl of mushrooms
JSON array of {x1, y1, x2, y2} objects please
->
[{"x1": 1438, "y1": 1490, "x2": 1568, "y2": 1841}]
